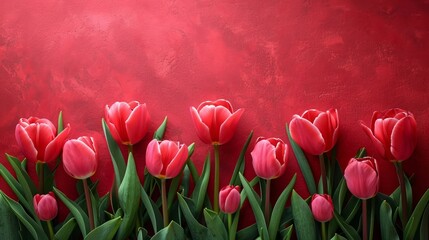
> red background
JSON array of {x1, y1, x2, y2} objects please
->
[{"x1": 1, "y1": 0, "x2": 429, "y2": 225}]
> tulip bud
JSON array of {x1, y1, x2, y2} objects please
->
[
  {"x1": 289, "y1": 108, "x2": 339, "y2": 155},
  {"x1": 190, "y1": 99, "x2": 244, "y2": 145},
  {"x1": 146, "y1": 139, "x2": 188, "y2": 179},
  {"x1": 219, "y1": 185, "x2": 241, "y2": 214},
  {"x1": 33, "y1": 192, "x2": 58, "y2": 221},
  {"x1": 251, "y1": 137, "x2": 289, "y2": 180},
  {"x1": 344, "y1": 157, "x2": 379, "y2": 199},
  {"x1": 105, "y1": 101, "x2": 150, "y2": 145},
  {"x1": 311, "y1": 194, "x2": 334, "y2": 222},
  {"x1": 15, "y1": 117, "x2": 71, "y2": 163},
  {"x1": 62, "y1": 136, "x2": 97, "y2": 179},
  {"x1": 361, "y1": 108, "x2": 417, "y2": 162}
]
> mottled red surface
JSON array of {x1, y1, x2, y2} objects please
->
[{"x1": 1, "y1": 0, "x2": 429, "y2": 226}]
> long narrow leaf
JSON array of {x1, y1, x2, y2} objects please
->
[
  {"x1": 230, "y1": 131, "x2": 253, "y2": 186},
  {"x1": 333, "y1": 211, "x2": 360, "y2": 240},
  {"x1": 191, "y1": 155, "x2": 210, "y2": 216},
  {"x1": 151, "y1": 221, "x2": 185, "y2": 240},
  {"x1": 404, "y1": 188, "x2": 429, "y2": 240},
  {"x1": 380, "y1": 201, "x2": 400, "y2": 240},
  {"x1": 0, "y1": 193, "x2": 21, "y2": 239},
  {"x1": 102, "y1": 118, "x2": 126, "y2": 185},
  {"x1": 84, "y1": 217, "x2": 122, "y2": 240},
  {"x1": 55, "y1": 217, "x2": 77, "y2": 240},
  {"x1": 141, "y1": 186, "x2": 163, "y2": 233},
  {"x1": 177, "y1": 194, "x2": 211, "y2": 239},
  {"x1": 291, "y1": 190, "x2": 317, "y2": 240},
  {"x1": 204, "y1": 208, "x2": 228, "y2": 240},
  {"x1": 153, "y1": 117, "x2": 168, "y2": 140}
]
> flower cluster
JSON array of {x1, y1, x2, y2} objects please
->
[{"x1": 0, "y1": 100, "x2": 427, "y2": 240}]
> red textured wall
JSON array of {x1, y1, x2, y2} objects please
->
[{"x1": 1, "y1": 0, "x2": 429, "y2": 223}]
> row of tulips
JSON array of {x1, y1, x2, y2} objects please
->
[{"x1": 1, "y1": 99, "x2": 428, "y2": 240}]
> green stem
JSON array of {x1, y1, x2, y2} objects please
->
[
  {"x1": 363, "y1": 199, "x2": 368, "y2": 240},
  {"x1": 319, "y1": 154, "x2": 328, "y2": 194},
  {"x1": 38, "y1": 162, "x2": 44, "y2": 193},
  {"x1": 321, "y1": 222, "x2": 327, "y2": 240},
  {"x1": 214, "y1": 144, "x2": 220, "y2": 213},
  {"x1": 161, "y1": 178, "x2": 169, "y2": 227},
  {"x1": 47, "y1": 220, "x2": 54, "y2": 240},
  {"x1": 369, "y1": 198, "x2": 375, "y2": 240},
  {"x1": 395, "y1": 162, "x2": 408, "y2": 227},
  {"x1": 83, "y1": 178, "x2": 95, "y2": 230},
  {"x1": 264, "y1": 179, "x2": 271, "y2": 225},
  {"x1": 228, "y1": 213, "x2": 232, "y2": 238},
  {"x1": 128, "y1": 144, "x2": 133, "y2": 154}
]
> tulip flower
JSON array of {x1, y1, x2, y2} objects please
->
[
  {"x1": 190, "y1": 99, "x2": 244, "y2": 145},
  {"x1": 219, "y1": 185, "x2": 241, "y2": 214},
  {"x1": 251, "y1": 137, "x2": 289, "y2": 180},
  {"x1": 105, "y1": 101, "x2": 150, "y2": 146},
  {"x1": 62, "y1": 136, "x2": 98, "y2": 180},
  {"x1": 289, "y1": 108, "x2": 339, "y2": 156},
  {"x1": 146, "y1": 139, "x2": 189, "y2": 179},
  {"x1": 311, "y1": 194, "x2": 334, "y2": 222},
  {"x1": 33, "y1": 192, "x2": 58, "y2": 221},
  {"x1": 15, "y1": 117, "x2": 71, "y2": 163},
  {"x1": 360, "y1": 108, "x2": 417, "y2": 162},
  {"x1": 344, "y1": 157, "x2": 379, "y2": 200}
]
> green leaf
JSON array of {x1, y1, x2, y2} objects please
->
[
  {"x1": 239, "y1": 173, "x2": 269, "y2": 240},
  {"x1": 116, "y1": 152, "x2": 141, "y2": 239},
  {"x1": 404, "y1": 188, "x2": 429, "y2": 240},
  {"x1": 186, "y1": 143, "x2": 199, "y2": 183},
  {"x1": 330, "y1": 233, "x2": 348, "y2": 240},
  {"x1": 279, "y1": 225, "x2": 293, "y2": 240},
  {"x1": 177, "y1": 194, "x2": 211, "y2": 239},
  {"x1": 6, "y1": 154, "x2": 37, "y2": 197},
  {"x1": 379, "y1": 200, "x2": 400, "y2": 240},
  {"x1": 333, "y1": 211, "x2": 360, "y2": 240},
  {"x1": 141, "y1": 186, "x2": 163, "y2": 233},
  {"x1": 285, "y1": 124, "x2": 316, "y2": 194},
  {"x1": 0, "y1": 192, "x2": 48, "y2": 240},
  {"x1": 153, "y1": 116, "x2": 168, "y2": 140},
  {"x1": 84, "y1": 217, "x2": 122, "y2": 240},
  {"x1": 236, "y1": 223, "x2": 258, "y2": 240},
  {"x1": 0, "y1": 164, "x2": 30, "y2": 210},
  {"x1": 291, "y1": 190, "x2": 317, "y2": 240},
  {"x1": 0, "y1": 193, "x2": 20, "y2": 239},
  {"x1": 268, "y1": 174, "x2": 296, "y2": 240},
  {"x1": 57, "y1": 110, "x2": 64, "y2": 133},
  {"x1": 102, "y1": 118, "x2": 126, "y2": 185},
  {"x1": 420, "y1": 202, "x2": 429, "y2": 240},
  {"x1": 53, "y1": 187, "x2": 89, "y2": 236},
  {"x1": 151, "y1": 221, "x2": 185, "y2": 240},
  {"x1": 204, "y1": 208, "x2": 228, "y2": 240},
  {"x1": 230, "y1": 131, "x2": 253, "y2": 186},
  {"x1": 55, "y1": 217, "x2": 77, "y2": 240},
  {"x1": 191, "y1": 155, "x2": 211, "y2": 216},
  {"x1": 333, "y1": 178, "x2": 347, "y2": 214}
]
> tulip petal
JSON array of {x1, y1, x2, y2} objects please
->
[
  {"x1": 63, "y1": 139, "x2": 97, "y2": 179},
  {"x1": 219, "y1": 108, "x2": 244, "y2": 145},
  {"x1": 224, "y1": 189, "x2": 240, "y2": 213},
  {"x1": 106, "y1": 102, "x2": 132, "y2": 143},
  {"x1": 15, "y1": 125, "x2": 38, "y2": 162},
  {"x1": 145, "y1": 139, "x2": 163, "y2": 177},
  {"x1": 198, "y1": 99, "x2": 233, "y2": 112},
  {"x1": 289, "y1": 117, "x2": 325, "y2": 155},
  {"x1": 125, "y1": 103, "x2": 149, "y2": 144},
  {"x1": 251, "y1": 140, "x2": 281, "y2": 179},
  {"x1": 44, "y1": 124, "x2": 71, "y2": 162},
  {"x1": 165, "y1": 144, "x2": 188, "y2": 179},
  {"x1": 391, "y1": 116, "x2": 417, "y2": 161},
  {"x1": 360, "y1": 122, "x2": 388, "y2": 159},
  {"x1": 190, "y1": 107, "x2": 212, "y2": 144}
]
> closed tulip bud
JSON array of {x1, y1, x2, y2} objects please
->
[
  {"x1": 251, "y1": 137, "x2": 289, "y2": 180},
  {"x1": 289, "y1": 108, "x2": 339, "y2": 155},
  {"x1": 190, "y1": 99, "x2": 244, "y2": 145},
  {"x1": 15, "y1": 117, "x2": 71, "y2": 163},
  {"x1": 105, "y1": 101, "x2": 150, "y2": 145},
  {"x1": 146, "y1": 139, "x2": 188, "y2": 179},
  {"x1": 62, "y1": 136, "x2": 97, "y2": 179},
  {"x1": 344, "y1": 157, "x2": 379, "y2": 200},
  {"x1": 33, "y1": 192, "x2": 58, "y2": 221},
  {"x1": 219, "y1": 185, "x2": 241, "y2": 214},
  {"x1": 361, "y1": 108, "x2": 417, "y2": 162},
  {"x1": 311, "y1": 194, "x2": 334, "y2": 222}
]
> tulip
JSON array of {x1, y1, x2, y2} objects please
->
[
  {"x1": 105, "y1": 101, "x2": 150, "y2": 145},
  {"x1": 251, "y1": 137, "x2": 289, "y2": 180},
  {"x1": 62, "y1": 136, "x2": 97, "y2": 180},
  {"x1": 190, "y1": 99, "x2": 244, "y2": 145},
  {"x1": 219, "y1": 185, "x2": 241, "y2": 214},
  {"x1": 289, "y1": 108, "x2": 339, "y2": 156},
  {"x1": 344, "y1": 157, "x2": 379, "y2": 200},
  {"x1": 146, "y1": 139, "x2": 189, "y2": 179},
  {"x1": 15, "y1": 117, "x2": 71, "y2": 163},
  {"x1": 33, "y1": 192, "x2": 58, "y2": 221},
  {"x1": 361, "y1": 108, "x2": 417, "y2": 162},
  {"x1": 311, "y1": 194, "x2": 334, "y2": 222}
]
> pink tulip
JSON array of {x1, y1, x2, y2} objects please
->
[
  {"x1": 190, "y1": 99, "x2": 244, "y2": 145},
  {"x1": 62, "y1": 136, "x2": 97, "y2": 179},
  {"x1": 361, "y1": 108, "x2": 417, "y2": 162},
  {"x1": 146, "y1": 139, "x2": 188, "y2": 179},
  {"x1": 33, "y1": 192, "x2": 58, "y2": 221},
  {"x1": 15, "y1": 117, "x2": 71, "y2": 163},
  {"x1": 219, "y1": 185, "x2": 241, "y2": 214},
  {"x1": 344, "y1": 157, "x2": 379, "y2": 200},
  {"x1": 289, "y1": 108, "x2": 339, "y2": 155},
  {"x1": 251, "y1": 137, "x2": 289, "y2": 180},
  {"x1": 105, "y1": 101, "x2": 150, "y2": 145},
  {"x1": 311, "y1": 194, "x2": 334, "y2": 222}
]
